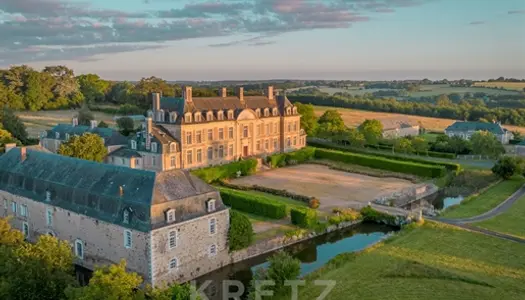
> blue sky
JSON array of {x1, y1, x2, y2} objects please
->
[{"x1": 1, "y1": 0, "x2": 524, "y2": 80}]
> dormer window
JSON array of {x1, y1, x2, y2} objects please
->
[
  {"x1": 207, "y1": 111, "x2": 213, "y2": 121},
  {"x1": 123, "y1": 209, "x2": 130, "y2": 224},
  {"x1": 131, "y1": 140, "x2": 137, "y2": 150},
  {"x1": 45, "y1": 190, "x2": 51, "y2": 202},
  {"x1": 286, "y1": 107, "x2": 291, "y2": 115},
  {"x1": 207, "y1": 199, "x2": 216, "y2": 213},
  {"x1": 185, "y1": 113, "x2": 192, "y2": 123},
  {"x1": 255, "y1": 109, "x2": 261, "y2": 118},
  {"x1": 166, "y1": 209, "x2": 176, "y2": 223},
  {"x1": 151, "y1": 142, "x2": 158, "y2": 153},
  {"x1": 293, "y1": 107, "x2": 297, "y2": 114},
  {"x1": 65, "y1": 133, "x2": 70, "y2": 140},
  {"x1": 169, "y1": 112, "x2": 178, "y2": 123},
  {"x1": 273, "y1": 108, "x2": 278, "y2": 116},
  {"x1": 194, "y1": 112, "x2": 201, "y2": 122},
  {"x1": 217, "y1": 111, "x2": 224, "y2": 121},
  {"x1": 264, "y1": 108, "x2": 269, "y2": 117},
  {"x1": 228, "y1": 110, "x2": 234, "y2": 120},
  {"x1": 55, "y1": 132, "x2": 60, "y2": 139}
]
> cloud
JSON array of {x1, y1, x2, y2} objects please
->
[
  {"x1": 508, "y1": 10, "x2": 525, "y2": 14},
  {"x1": 469, "y1": 21, "x2": 485, "y2": 25},
  {"x1": 0, "y1": 0, "x2": 434, "y2": 64}
]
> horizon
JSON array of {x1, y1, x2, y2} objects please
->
[{"x1": 1, "y1": 0, "x2": 525, "y2": 80}]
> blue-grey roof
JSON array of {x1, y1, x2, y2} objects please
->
[
  {"x1": 45, "y1": 124, "x2": 128, "y2": 146},
  {"x1": 0, "y1": 148, "x2": 217, "y2": 232},
  {"x1": 445, "y1": 121, "x2": 505, "y2": 134}
]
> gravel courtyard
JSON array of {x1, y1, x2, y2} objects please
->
[{"x1": 230, "y1": 164, "x2": 415, "y2": 211}]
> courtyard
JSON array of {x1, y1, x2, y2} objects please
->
[{"x1": 230, "y1": 164, "x2": 415, "y2": 211}]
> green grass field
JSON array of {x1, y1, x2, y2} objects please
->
[
  {"x1": 275, "y1": 222, "x2": 525, "y2": 300},
  {"x1": 441, "y1": 177, "x2": 525, "y2": 219},
  {"x1": 475, "y1": 194, "x2": 525, "y2": 239}
]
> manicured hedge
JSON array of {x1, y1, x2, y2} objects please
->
[
  {"x1": 365, "y1": 143, "x2": 456, "y2": 159},
  {"x1": 192, "y1": 159, "x2": 258, "y2": 183},
  {"x1": 267, "y1": 147, "x2": 316, "y2": 168},
  {"x1": 360, "y1": 206, "x2": 397, "y2": 225},
  {"x1": 228, "y1": 210, "x2": 254, "y2": 251},
  {"x1": 308, "y1": 140, "x2": 460, "y2": 173},
  {"x1": 219, "y1": 181, "x2": 313, "y2": 204},
  {"x1": 314, "y1": 148, "x2": 446, "y2": 178},
  {"x1": 218, "y1": 187, "x2": 287, "y2": 219},
  {"x1": 290, "y1": 208, "x2": 318, "y2": 228}
]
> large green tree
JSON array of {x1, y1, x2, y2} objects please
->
[
  {"x1": 295, "y1": 103, "x2": 318, "y2": 135},
  {"x1": 358, "y1": 119, "x2": 383, "y2": 144},
  {"x1": 470, "y1": 131, "x2": 505, "y2": 158},
  {"x1": 317, "y1": 109, "x2": 347, "y2": 138},
  {"x1": 58, "y1": 133, "x2": 108, "y2": 162},
  {"x1": 77, "y1": 74, "x2": 110, "y2": 104},
  {"x1": 492, "y1": 156, "x2": 524, "y2": 180},
  {"x1": 1, "y1": 108, "x2": 28, "y2": 144}
]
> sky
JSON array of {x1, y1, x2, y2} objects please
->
[{"x1": 1, "y1": 0, "x2": 524, "y2": 80}]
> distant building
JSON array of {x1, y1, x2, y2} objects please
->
[
  {"x1": 41, "y1": 118, "x2": 128, "y2": 153},
  {"x1": 444, "y1": 121, "x2": 513, "y2": 144},
  {"x1": 0, "y1": 147, "x2": 229, "y2": 287},
  {"x1": 374, "y1": 117, "x2": 420, "y2": 139}
]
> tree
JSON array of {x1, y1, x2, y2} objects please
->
[
  {"x1": 0, "y1": 128, "x2": 21, "y2": 150},
  {"x1": 117, "y1": 117, "x2": 136, "y2": 136},
  {"x1": 65, "y1": 260, "x2": 144, "y2": 300},
  {"x1": 317, "y1": 110, "x2": 347, "y2": 138},
  {"x1": 448, "y1": 136, "x2": 472, "y2": 154},
  {"x1": 412, "y1": 137, "x2": 429, "y2": 153},
  {"x1": 266, "y1": 251, "x2": 301, "y2": 292},
  {"x1": 1, "y1": 108, "x2": 28, "y2": 143},
  {"x1": 358, "y1": 119, "x2": 383, "y2": 145},
  {"x1": 77, "y1": 105, "x2": 95, "y2": 126},
  {"x1": 394, "y1": 138, "x2": 413, "y2": 153},
  {"x1": 58, "y1": 133, "x2": 108, "y2": 162},
  {"x1": 512, "y1": 130, "x2": 522, "y2": 141},
  {"x1": 76, "y1": 74, "x2": 110, "y2": 104},
  {"x1": 436, "y1": 94, "x2": 452, "y2": 106},
  {"x1": 295, "y1": 103, "x2": 317, "y2": 135},
  {"x1": 228, "y1": 210, "x2": 254, "y2": 251},
  {"x1": 471, "y1": 131, "x2": 505, "y2": 158},
  {"x1": 0, "y1": 217, "x2": 24, "y2": 246},
  {"x1": 345, "y1": 128, "x2": 366, "y2": 147},
  {"x1": 492, "y1": 156, "x2": 523, "y2": 180}
]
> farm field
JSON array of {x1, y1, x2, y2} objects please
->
[
  {"x1": 315, "y1": 84, "x2": 521, "y2": 96},
  {"x1": 229, "y1": 164, "x2": 415, "y2": 211},
  {"x1": 475, "y1": 194, "x2": 525, "y2": 239},
  {"x1": 440, "y1": 177, "x2": 525, "y2": 219},
  {"x1": 473, "y1": 82, "x2": 525, "y2": 91},
  {"x1": 15, "y1": 110, "x2": 116, "y2": 137},
  {"x1": 312, "y1": 105, "x2": 525, "y2": 134},
  {"x1": 275, "y1": 222, "x2": 525, "y2": 300}
]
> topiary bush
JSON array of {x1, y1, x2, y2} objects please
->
[
  {"x1": 290, "y1": 208, "x2": 318, "y2": 228},
  {"x1": 228, "y1": 210, "x2": 254, "y2": 251},
  {"x1": 191, "y1": 159, "x2": 258, "y2": 183},
  {"x1": 308, "y1": 198, "x2": 320, "y2": 209},
  {"x1": 219, "y1": 187, "x2": 287, "y2": 219}
]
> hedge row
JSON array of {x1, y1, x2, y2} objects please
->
[
  {"x1": 219, "y1": 181, "x2": 312, "y2": 204},
  {"x1": 308, "y1": 140, "x2": 460, "y2": 173},
  {"x1": 364, "y1": 143, "x2": 457, "y2": 159},
  {"x1": 290, "y1": 208, "x2": 318, "y2": 228},
  {"x1": 218, "y1": 187, "x2": 287, "y2": 219},
  {"x1": 315, "y1": 148, "x2": 446, "y2": 178},
  {"x1": 228, "y1": 210, "x2": 254, "y2": 251},
  {"x1": 192, "y1": 159, "x2": 258, "y2": 183},
  {"x1": 267, "y1": 147, "x2": 316, "y2": 168}
]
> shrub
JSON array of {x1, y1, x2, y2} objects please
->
[
  {"x1": 219, "y1": 187, "x2": 287, "y2": 219},
  {"x1": 329, "y1": 208, "x2": 361, "y2": 225},
  {"x1": 360, "y1": 206, "x2": 397, "y2": 225},
  {"x1": 267, "y1": 251, "x2": 301, "y2": 292},
  {"x1": 267, "y1": 147, "x2": 315, "y2": 168},
  {"x1": 308, "y1": 198, "x2": 320, "y2": 209},
  {"x1": 492, "y1": 156, "x2": 523, "y2": 180},
  {"x1": 314, "y1": 148, "x2": 446, "y2": 178},
  {"x1": 192, "y1": 159, "x2": 258, "y2": 183},
  {"x1": 290, "y1": 208, "x2": 318, "y2": 228},
  {"x1": 228, "y1": 211, "x2": 254, "y2": 251}
]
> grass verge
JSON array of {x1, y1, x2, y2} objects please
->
[{"x1": 475, "y1": 194, "x2": 525, "y2": 239}]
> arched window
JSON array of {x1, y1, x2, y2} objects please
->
[
  {"x1": 194, "y1": 112, "x2": 201, "y2": 122},
  {"x1": 255, "y1": 109, "x2": 261, "y2": 118},
  {"x1": 228, "y1": 110, "x2": 234, "y2": 120},
  {"x1": 217, "y1": 111, "x2": 224, "y2": 121},
  {"x1": 207, "y1": 111, "x2": 213, "y2": 121},
  {"x1": 75, "y1": 239, "x2": 84, "y2": 259}
]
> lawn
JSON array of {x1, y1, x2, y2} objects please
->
[
  {"x1": 275, "y1": 222, "x2": 525, "y2": 300},
  {"x1": 420, "y1": 132, "x2": 442, "y2": 142},
  {"x1": 475, "y1": 194, "x2": 525, "y2": 239},
  {"x1": 440, "y1": 177, "x2": 525, "y2": 219}
]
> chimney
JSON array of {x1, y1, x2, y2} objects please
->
[
  {"x1": 5, "y1": 143, "x2": 16, "y2": 153},
  {"x1": 151, "y1": 92, "x2": 160, "y2": 112},
  {"x1": 267, "y1": 86, "x2": 274, "y2": 100},
  {"x1": 219, "y1": 87, "x2": 227, "y2": 98},
  {"x1": 183, "y1": 86, "x2": 192, "y2": 103},
  {"x1": 237, "y1": 87, "x2": 244, "y2": 105},
  {"x1": 90, "y1": 120, "x2": 97, "y2": 129},
  {"x1": 20, "y1": 147, "x2": 27, "y2": 162},
  {"x1": 72, "y1": 117, "x2": 78, "y2": 127},
  {"x1": 145, "y1": 117, "x2": 152, "y2": 150}
]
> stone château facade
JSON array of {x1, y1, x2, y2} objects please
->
[
  {"x1": 0, "y1": 147, "x2": 229, "y2": 287},
  {"x1": 107, "y1": 86, "x2": 307, "y2": 171}
]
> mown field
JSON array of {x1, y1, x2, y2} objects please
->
[
  {"x1": 312, "y1": 105, "x2": 525, "y2": 135},
  {"x1": 275, "y1": 222, "x2": 525, "y2": 300},
  {"x1": 475, "y1": 194, "x2": 525, "y2": 239},
  {"x1": 473, "y1": 82, "x2": 525, "y2": 91}
]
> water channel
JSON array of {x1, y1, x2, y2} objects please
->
[{"x1": 195, "y1": 223, "x2": 396, "y2": 299}]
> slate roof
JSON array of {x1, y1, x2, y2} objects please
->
[
  {"x1": 445, "y1": 121, "x2": 505, "y2": 134},
  {"x1": 0, "y1": 148, "x2": 215, "y2": 232},
  {"x1": 378, "y1": 117, "x2": 417, "y2": 131},
  {"x1": 45, "y1": 124, "x2": 128, "y2": 146},
  {"x1": 108, "y1": 147, "x2": 142, "y2": 158}
]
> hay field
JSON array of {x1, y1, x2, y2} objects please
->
[
  {"x1": 15, "y1": 110, "x2": 116, "y2": 137},
  {"x1": 473, "y1": 82, "x2": 525, "y2": 91},
  {"x1": 313, "y1": 105, "x2": 525, "y2": 135}
]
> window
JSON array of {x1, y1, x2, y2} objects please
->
[
  {"x1": 46, "y1": 208, "x2": 53, "y2": 226},
  {"x1": 197, "y1": 149, "x2": 202, "y2": 163},
  {"x1": 287, "y1": 137, "x2": 291, "y2": 147},
  {"x1": 243, "y1": 126, "x2": 248, "y2": 138},
  {"x1": 166, "y1": 209, "x2": 176, "y2": 223},
  {"x1": 170, "y1": 143, "x2": 176, "y2": 152},
  {"x1": 124, "y1": 230, "x2": 132, "y2": 249},
  {"x1": 131, "y1": 140, "x2": 137, "y2": 150},
  {"x1": 207, "y1": 199, "x2": 216, "y2": 212},
  {"x1": 218, "y1": 146, "x2": 224, "y2": 158},
  {"x1": 20, "y1": 204, "x2": 28, "y2": 217},
  {"x1": 65, "y1": 133, "x2": 70, "y2": 140},
  {"x1": 274, "y1": 123, "x2": 278, "y2": 133},
  {"x1": 46, "y1": 190, "x2": 51, "y2": 202},
  {"x1": 194, "y1": 113, "x2": 201, "y2": 122},
  {"x1": 207, "y1": 112, "x2": 213, "y2": 121},
  {"x1": 265, "y1": 140, "x2": 269, "y2": 150},
  {"x1": 151, "y1": 142, "x2": 158, "y2": 153},
  {"x1": 255, "y1": 109, "x2": 261, "y2": 118},
  {"x1": 186, "y1": 150, "x2": 193, "y2": 165},
  {"x1": 22, "y1": 222, "x2": 29, "y2": 238},
  {"x1": 273, "y1": 108, "x2": 278, "y2": 116},
  {"x1": 123, "y1": 209, "x2": 130, "y2": 224},
  {"x1": 228, "y1": 144, "x2": 233, "y2": 157},
  {"x1": 11, "y1": 201, "x2": 17, "y2": 214},
  {"x1": 168, "y1": 230, "x2": 177, "y2": 249},
  {"x1": 228, "y1": 127, "x2": 233, "y2": 139},
  {"x1": 264, "y1": 108, "x2": 269, "y2": 117},
  {"x1": 219, "y1": 128, "x2": 224, "y2": 140},
  {"x1": 170, "y1": 156, "x2": 176, "y2": 168},
  {"x1": 228, "y1": 110, "x2": 234, "y2": 119},
  {"x1": 288, "y1": 123, "x2": 292, "y2": 132},
  {"x1": 152, "y1": 156, "x2": 156, "y2": 166},
  {"x1": 286, "y1": 107, "x2": 291, "y2": 115},
  {"x1": 170, "y1": 112, "x2": 177, "y2": 123},
  {"x1": 207, "y1": 129, "x2": 213, "y2": 141},
  {"x1": 169, "y1": 258, "x2": 178, "y2": 270},
  {"x1": 75, "y1": 239, "x2": 84, "y2": 259},
  {"x1": 55, "y1": 132, "x2": 60, "y2": 139},
  {"x1": 207, "y1": 147, "x2": 213, "y2": 160},
  {"x1": 185, "y1": 113, "x2": 191, "y2": 123},
  {"x1": 209, "y1": 218, "x2": 216, "y2": 235},
  {"x1": 135, "y1": 158, "x2": 140, "y2": 166},
  {"x1": 274, "y1": 138, "x2": 278, "y2": 150},
  {"x1": 209, "y1": 244, "x2": 217, "y2": 257},
  {"x1": 256, "y1": 124, "x2": 261, "y2": 135},
  {"x1": 186, "y1": 132, "x2": 192, "y2": 145},
  {"x1": 256, "y1": 140, "x2": 260, "y2": 151},
  {"x1": 196, "y1": 131, "x2": 202, "y2": 143},
  {"x1": 294, "y1": 121, "x2": 298, "y2": 131},
  {"x1": 218, "y1": 111, "x2": 224, "y2": 120}
]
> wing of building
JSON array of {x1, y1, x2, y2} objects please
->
[
  {"x1": 107, "y1": 86, "x2": 307, "y2": 171},
  {"x1": 0, "y1": 147, "x2": 229, "y2": 286},
  {"x1": 377, "y1": 117, "x2": 420, "y2": 138}
]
